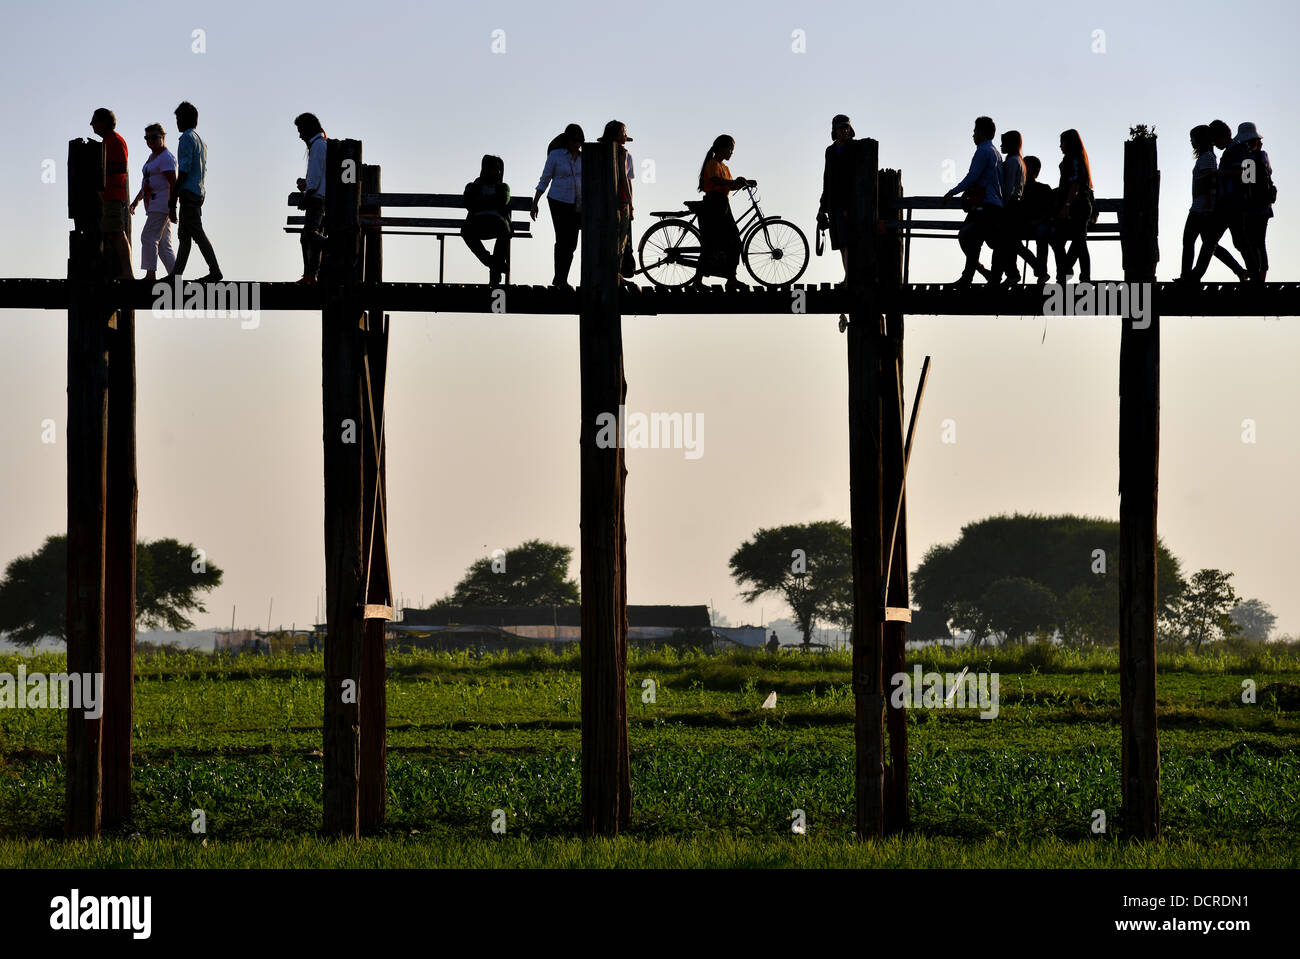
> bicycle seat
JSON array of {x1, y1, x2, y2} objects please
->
[
  {"x1": 650, "y1": 209, "x2": 691, "y2": 218},
  {"x1": 683, "y1": 200, "x2": 705, "y2": 214}
]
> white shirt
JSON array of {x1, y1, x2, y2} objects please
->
[
  {"x1": 305, "y1": 133, "x2": 327, "y2": 198},
  {"x1": 1002, "y1": 155, "x2": 1025, "y2": 204},
  {"x1": 142, "y1": 149, "x2": 176, "y2": 214},
  {"x1": 537, "y1": 148, "x2": 581, "y2": 206}
]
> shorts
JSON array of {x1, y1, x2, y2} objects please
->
[{"x1": 100, "y1": 198, "x2": 129, "y2": 234}]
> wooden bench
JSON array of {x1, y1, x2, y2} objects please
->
[
  {"x1": 285, "y1": 191, "x2": 533, "y2": 283},
  {"x1": 883, "y1": 195, "x2": 1123, "y2": 283}
]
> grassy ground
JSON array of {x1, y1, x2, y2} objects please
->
[{"x1": 2, "y1": 645, "x2": 1297, "y2": 867}]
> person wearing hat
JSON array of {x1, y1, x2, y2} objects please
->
[
  {"x1": 817, "y1": 114, "x2": 857, "y2": 281},
  {"x1": 598, "y1": 120, "x2": 637, "y2": 288},
  {"x1": 1235, "y1": 122, "x2": 1275, "y2": 282}
]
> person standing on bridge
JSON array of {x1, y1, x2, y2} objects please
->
[
  {"x1": 129, "y1": 123, "x2": 177, "y2": 283},
  {"x1": 1237, "y1": 123, "x2": 1275, "y2": 283},
  {"x1": 89, "y1": 108, "x2": 134, "y2": 279},
  {"x1": 1177, "y1": 125, "x2": 1247, "y2": 284},
  {"x1": 294, "y1": 113, "x2": 328, "y2": 284},
  {"x1": 598, "y1": 120, "x2": 638, "y2": 290},
  {"x1": 697, "y1": 135, "x2": 752, "y2": 291},
  {"x1": 817, "y1": 114, "x2": 857, "y2": 282},
  {"x1": 992, "y1": 130, "x2": 1026, "y2": 284},
  {"x1": 943, "y1": 116, "x2": 1004, "y2": 286},
  {"x1": 1049, "y1": 129, "x2": 1093, "y2": 285},
  {"x1": 172, "y1": 102, "x2": 222, "y2": 283},
  {"x1": 462, "y1": 154, "x2": 512, "y2": 286},
  {"x1": 532, "y1": 124, "x2": 584, "y2": 289}
]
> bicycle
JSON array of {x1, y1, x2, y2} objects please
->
[{"x1": 638, "y1": 184, "x2": 809, "y2": 288}]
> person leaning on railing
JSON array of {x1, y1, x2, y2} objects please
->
[{"x1": 817, "y1": 113, "x2": 857, "y2": 282}]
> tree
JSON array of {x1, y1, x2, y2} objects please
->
[
  {"x1": 911, "y1": 513, "x2": 1186, "y2": 646},
  {"x1": 433, "y1": 539, "x2": 579, "y2": 607},
  {"x1": 1171, "y1": 568, "x2": 1241, "y2": 651},
  {"x1": 1229, "y1": 598, "x2": 1276, "y2": 643},
  {"x1": 728, "y1": 521, "x2": 852, "y2": 647},
  {"x1": 0, "y1": 535, "x2": 224, "y2": 644},
  {"x1": 983, "y1": 577, "x2": 1057, "y2": 645}
]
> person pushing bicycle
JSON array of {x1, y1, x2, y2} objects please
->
[{"x1": 697, "y1": 134, "x2": 755, "y2": 291}]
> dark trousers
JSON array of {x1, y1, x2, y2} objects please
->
[
  {"x1": 1239, "y1": 212, "x2": 1270, "y2": 279},
  {"x1": 1181, "y1": 210, "x2": 1244, "y2": 280},
  {"x1": 462, "y1": 212, "x2": 511, "y2": 279},
  {"x1": 699, "y1": 192, "x2": 741, "y2": 278},
  {"x1": 549, "y1": 197, "x2": 580, "y2": 285},
  {"x1": 1012, "y1": 221, "x2": 1051, "y2": 279},
  {"x1": 174, "y1": 191, "x2": 220, "y2": 276},
  {"x1": 958, "y1": 205, "x2": 1001, "y2": 280},
  {"x1": 301, "y1": 196, "x2": 327, "y2": 278},
  {"x1": 1050, "y1": 217, "x2": 1089, "y2": 282}
]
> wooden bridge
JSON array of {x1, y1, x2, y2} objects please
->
[{"x1": 10, "y1": 131, "x2": 1298, "y2": 843}]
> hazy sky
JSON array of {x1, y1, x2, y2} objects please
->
[{"x1": 1, "y1": 0, "x2": 1296, "y2": 636}]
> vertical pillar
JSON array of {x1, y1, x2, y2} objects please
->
[
  {"x1": 847, "y1": 137, "x2": 885, "y2": 839},
  {"x1": 102, "y1": 288, "x2": 137, "y2": 828},
  {"x1": 321, "y1": 138, "x2": 365, "y2": 837},
  {"x1": 579, "y1": 140, "x2": 629, "y2": 836},
  {"x1": 65, "y1": 137, "x2": 109, "y2": 838},
  {"x1": 1118, "y1": 134, "x2": 1161, "y2": 839},
  {"x1": 359, "y1": 163, "x2": 389, "y2": 830},
  {"x1": 878, "y1": 169, "x2": 910, "y2": 835}
]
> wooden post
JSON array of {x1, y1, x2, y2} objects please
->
[
  {"x1": 102, "y1": 287, "x2": 137, "y2": 828},
  {"x1": 358, "y1": 163, "x2": 389, "y2": 830},
  {"x1": 1118, "y1": 135, "x2": 1161, "y2": 839},
  {"x1": 847, "y1": 137, "x2": 885, "y2": 840},
  {"x1": 65, "y1": 137, "x2": 109, "y2": 838},
  {"x1": 579, "y1": 140, "x2": 629, "y2": 836},
  {"x1": 878, "y1": 168, "x2": 910, "y2": 835},
  {"x1": 321, "y1": 138, "x2": 365, "y2": 837}
]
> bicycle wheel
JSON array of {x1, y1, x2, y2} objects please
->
[
  {"x1": 743, "y1": 218, "x2": 809, "y2": 287},
  {"x1": 639, "y1": 219, "x2": 702, "y2": 288}
]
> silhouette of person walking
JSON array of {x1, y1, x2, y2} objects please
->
[
  {"x1": 943, "y1": 116, "x2": 1004, "y2": 286},
  {"x1": 532, "y1": 123, "x2": 584, "y2": 289},
  {"x1": 172, "y1": 101, "x2": 222, "y2": 282},
  {"x1": 697, "y1": 134, "x2": 753, "y2": 290},
  {"x1": 89, "y1": 108, "x2": 134, "y2": 279},
  {"x1": 1050, "y1": 129, "x2": 1094, "y2": 284},
  {"x1": 1177, "y1": 124, "x2": 1247, "y2": 283},
  {"x1": 129, "y1": 123, "x2": 177, "y2": 282}
]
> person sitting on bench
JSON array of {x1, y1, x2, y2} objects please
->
[{"x1": 462, "y1": 155, "x2": 512, "y2": 286}]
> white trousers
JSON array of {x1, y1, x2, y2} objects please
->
[{"x1": 140, "y1": 210, "x2": 176, "y2": 272}]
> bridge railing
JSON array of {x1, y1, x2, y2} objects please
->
[{"x1": 883, "y1": 195, "x2": 1123, "y2": 282}]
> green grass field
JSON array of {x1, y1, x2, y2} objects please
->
[{"x1": 2, "y1": 644, "x2": 1297, "y2": 867}]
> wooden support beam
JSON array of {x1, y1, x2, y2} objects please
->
[
  {"x1": 102, "y1": 291, "x2": 137, "y2": 828},
  {"x1": 321, "y1": 138, "x2": 365, "y2": 837},
  {"x1": 359, "y1": 163, "x2": 389, "y2": 831},
  {"x1": 65, "y1": 137, "x2": 108, "y2": 838},
  {"x1": 1118, "y1": 135, "x2": 1162, "y2": 840},
  {"x1": 848, "y1": 138, "x2": 886, "y2": 840},
  {"x1": 878, "y1": 168, "x2": 911, "y2": 835},
  {"x1": 579, "y1": 140, "x2": 630, "y2": 837}
]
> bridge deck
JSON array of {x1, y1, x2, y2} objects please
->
[{"x1": 1, "y1": 278, "x2": 1297, "y2": 317}]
